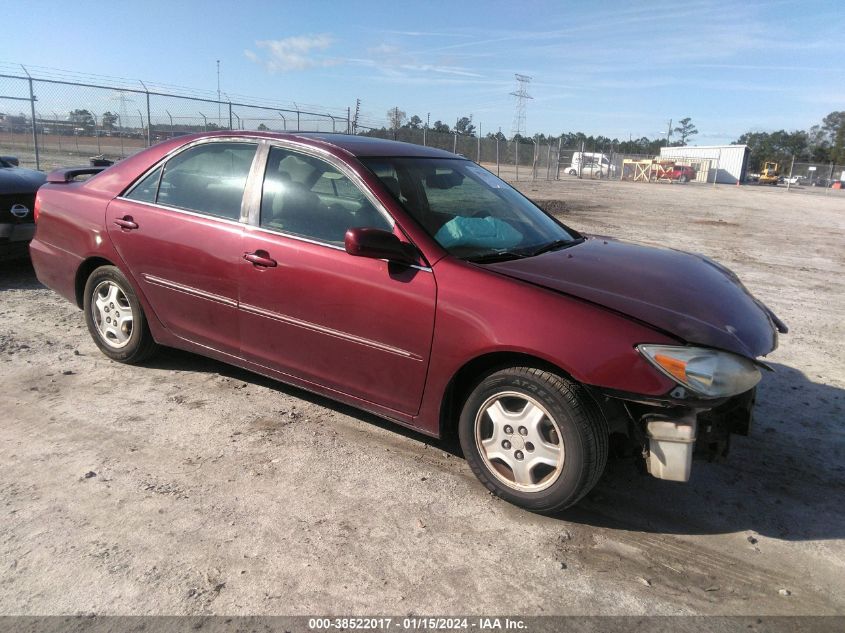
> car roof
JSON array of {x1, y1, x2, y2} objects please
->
[
  {"x1": 295, "y1": 132, "x2": 459, "y2": 158},
  {"x1": 192, "y1": 130, "x2": 460, "y2": 159}
]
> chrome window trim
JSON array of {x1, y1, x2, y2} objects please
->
[
  {"x1": 123, "y1": 163, "x2": 164, "y2": 205},
  {"x1": 257, "y1": 139, "x2": 396, "y2": 232},
  {"x1": 120, "y1": 137, "x2": 263, "y2": 224},
  {"x1": 117, "y1": 134, "x2": 432, "y2": 273},
  {"x1": 243, "y1": 223, "x2": 432, "y2": 272},
  {"x1": 244, "y1": 223, "x2": 345, "y2": 251},
  {"x1": 113, "y1": 197, "x2": 247, "y2": 229}
]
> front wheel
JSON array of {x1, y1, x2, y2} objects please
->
[
  {"x1": 569, "y1": 169, "x2": 577, "y2": 176},
  {"x1": 458, "y1": 367, "x2": 607, "y2": 513},
  {"x1": 83, "y1": 265, "x2": 159, "y2": 363}
]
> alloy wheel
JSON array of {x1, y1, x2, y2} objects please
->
[
  {"x1": 474, "y1": 391, "x2": 565, "y2": 492},
  {"x1": 90, "y1": 280, "x2": 134, "y2": 349}
]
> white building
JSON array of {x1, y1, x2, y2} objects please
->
[{"x1": 659, "y1": 144, "x2": 750, "y2": 184}]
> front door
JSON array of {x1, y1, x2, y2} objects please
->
[
  {"x1": 238, "y1": 145, "x2": 436, "y2": 415},
  {"x1": 107, "y1": 140, "x2": 258, "y2": 353}
]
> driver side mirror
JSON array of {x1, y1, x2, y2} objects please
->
[{"x1": 344, "y1": 227, "x2": 420, "y2": 266}]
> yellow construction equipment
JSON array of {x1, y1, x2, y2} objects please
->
[{"x1": 759, "y1": 161, "x2": 780, "y2": 185}]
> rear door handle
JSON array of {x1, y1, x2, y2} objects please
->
[
  {"x1": 113, "y1": 217, "x2": 138, "y2": 230},
  {"x1": 244, "y1": 251, "x2": 277, "y2": 268}
]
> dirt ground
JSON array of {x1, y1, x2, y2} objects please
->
[{"x1": 1, "y1": 178, "x2": 843, "y2": 616}]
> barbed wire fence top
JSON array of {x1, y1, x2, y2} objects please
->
[
  {"x1": 5, "y1": 64, "x2": 838, "y2": 189},
  {"x1": 0, "y1": 66, "x2": 351, "y2": 171}
]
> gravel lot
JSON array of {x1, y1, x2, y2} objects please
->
[{"x1": 1, "y1": 178, "x2": 843, "y2": 616}]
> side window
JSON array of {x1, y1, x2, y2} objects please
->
[
  {"x1": 260, "y1": 146, "x2": 391, "y2": 246},
  {"x1": 125, "y1": 166, "x2": 162, "y2": 203},
  {"x1": 157, "y1": 142, "x2": 257, "y2": 221}
]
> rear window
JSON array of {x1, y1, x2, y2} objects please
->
[{"x1": 156, "y1": 142, "x2": 257, "y2": 221}]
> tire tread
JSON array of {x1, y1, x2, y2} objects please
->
[{"x1": 460, "y1": 366, "x2": 608, "y2": 513}]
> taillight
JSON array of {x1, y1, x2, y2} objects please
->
[{"x1": 33, "y1": 192, "x2": 42, "y2": 223}]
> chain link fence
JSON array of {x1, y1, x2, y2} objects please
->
[
  {"x1": 4, "y1": 68, "x2": 843, "y2": 192},
  {"x1": 0, "y1": 71, "x2": 350, "y2": 171},
  {"x1": 783, "y1": 161, "x2": 845, "y2": 188},
  {"x1": 357, "y1": 125, "x2": 629, "y2": 182}
]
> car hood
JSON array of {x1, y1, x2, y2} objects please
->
[
  {"x1": 485, "y1": 237, "x2": 785, "y2": 359},
  {"x1": 0, "y1": 166, "x2": 46, "y2": 194}
]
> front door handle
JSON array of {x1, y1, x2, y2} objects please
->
[
  {"x1": 113, "y1": 216, "x2": 139, "y2": 230},
  {"x1": 244, "y1": 251, "x2": 277, "y2": 268}
]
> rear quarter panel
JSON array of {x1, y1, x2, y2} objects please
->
[
  {"x1": 29, "y1": 181, "x2": 169, "y2": 342},
  {"x1": 30, "y1": 184, "x2": 119, "y2": 303}
]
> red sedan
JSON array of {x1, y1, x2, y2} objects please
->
[{"x1": 30, "y1": 132, "x2": 785, "y2": 513}]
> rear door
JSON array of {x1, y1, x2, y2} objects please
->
[
  {"x1": 107, "y1": 140, "x2": 259, "y2": 353},
  {"x1": 238, "y1": 144, "x2": 437, "y2": 415}
]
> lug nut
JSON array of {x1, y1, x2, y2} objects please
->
[
  {"x1": 504, "y1": 425, "x2": 513, "y2": 435},
  {"x1": 502, "y1": 440, "x2": 511, "y2": 449},
  {"x1": 525, "y1": 442, "x2": 534, "y2": 452},
  {"x1": 514, "y1": 450, "x2": 524, "y2": 460},
  {"x1": 104, "y1": 307, "x2": 109, "y2": 313},
  {"x1": 518, "y1": 426, "x2": 528, "y2": 436},
  {"x1": 106, "y1": 317, "x2": 111, "y2": 324},
  {"x1": 110, "y1": 302, "x2": 114, "y2": 309}
]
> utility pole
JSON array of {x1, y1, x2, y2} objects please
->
[
  {"x1": 477, "y1": 122, "x2": 481, "y2": 163},
  {"x1": 666, "y1": 119, "x2": 672, "y2": 146},
  {"x1": 216, "y1": 60, "x2": 221, "y2": 124},
  {"x1": 21, "y1": 65, "x2": 39, "y2": 170}
]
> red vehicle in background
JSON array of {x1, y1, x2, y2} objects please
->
[
  {"x1": 29, "y1": 132, "x2": 785, "y2": 513},
  {"x1": 668, "y1": 164, "x2": 696, "y2": 182}
]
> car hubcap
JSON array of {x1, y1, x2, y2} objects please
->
[
  {"x1": 91, "y1": 281, "x2": 134, "y2": 349},
  {"x1": 474, "y1": 391, "x2": 564, "y2": 492}
]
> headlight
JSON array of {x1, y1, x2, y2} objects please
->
[{"x1": 637, "y1": 344, "x2": 761, "y2": 398}]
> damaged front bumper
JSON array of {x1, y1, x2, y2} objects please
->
[{"x1": 591, "y1": 387, "x2": 757, "y2": 482}]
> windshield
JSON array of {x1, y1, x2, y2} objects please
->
[{"x1": 361, "y1": 157, "x2": 578, "y2": 261}]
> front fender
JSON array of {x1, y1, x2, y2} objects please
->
[{"x1": 414, "y1": 258, "x2": 679, "y2": 436}]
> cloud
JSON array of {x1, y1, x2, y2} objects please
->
[
  {"x1": 245, "y1": 34, "x2": 338, "y2": 72},
  {"x1": 367, "y1": 43, "x2": 401, "y2": 56}
]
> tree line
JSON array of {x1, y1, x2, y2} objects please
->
[
  {"x1": 372, "y1": 108, "x2": 701, "y2": 156},
  {"x1": 734, "y1": 111, "x2": 845, "y2": 171},
  {"x1": 373, "y1": 107, "x2": 845, "y2": 170}
]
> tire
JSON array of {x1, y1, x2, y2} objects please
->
[
  {"x1": 678, "y1": 175, "x2": 688, "y2": 183},
  {"x1": 83, "y1": 265, "x2": 159, "y2": 364},
  {"x1": 458, "y1": 367, "x2": 608, "y2": 513},
  {"x1": 569, "y1": 169, "x2": 577, "y2": 176}
]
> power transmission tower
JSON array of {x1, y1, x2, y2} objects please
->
[
  {"x1": 510, "y1": 74, "x2": 533, "y2": 138},
  {"x1": 109, "y1": 90, "x2": 134, "y2": 131},
  {"x1": 352, "y1": 98, "x2": 360, "y2": 133}
]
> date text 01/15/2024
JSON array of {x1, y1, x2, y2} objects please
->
[{"x1": 307, "y1": 617, "x2": 527, "y2": 630}]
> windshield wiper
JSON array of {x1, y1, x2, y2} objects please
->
[
  {"x1": 525, "y1": 237, "x2": 584, "y2": 257},
  {"x1": 464, "y1": 249, "x2": 527, "y2": 264}
]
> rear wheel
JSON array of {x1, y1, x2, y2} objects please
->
[
  {"x1": 679, "y1": 175, "x2": 688, "y2": 183},
  {"x1": 83, "y1": 265, "x2": 158, "y2": 363},
  {"x1": 458, "y1": 367, "x2": 607, "y2": 513},
  {"x1": 569, "y1": 169, "x2": 577, "y2": 176}
]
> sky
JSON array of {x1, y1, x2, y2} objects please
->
[{"x1": 2, "y1": 0, "x2": 843, "y2": 144}]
